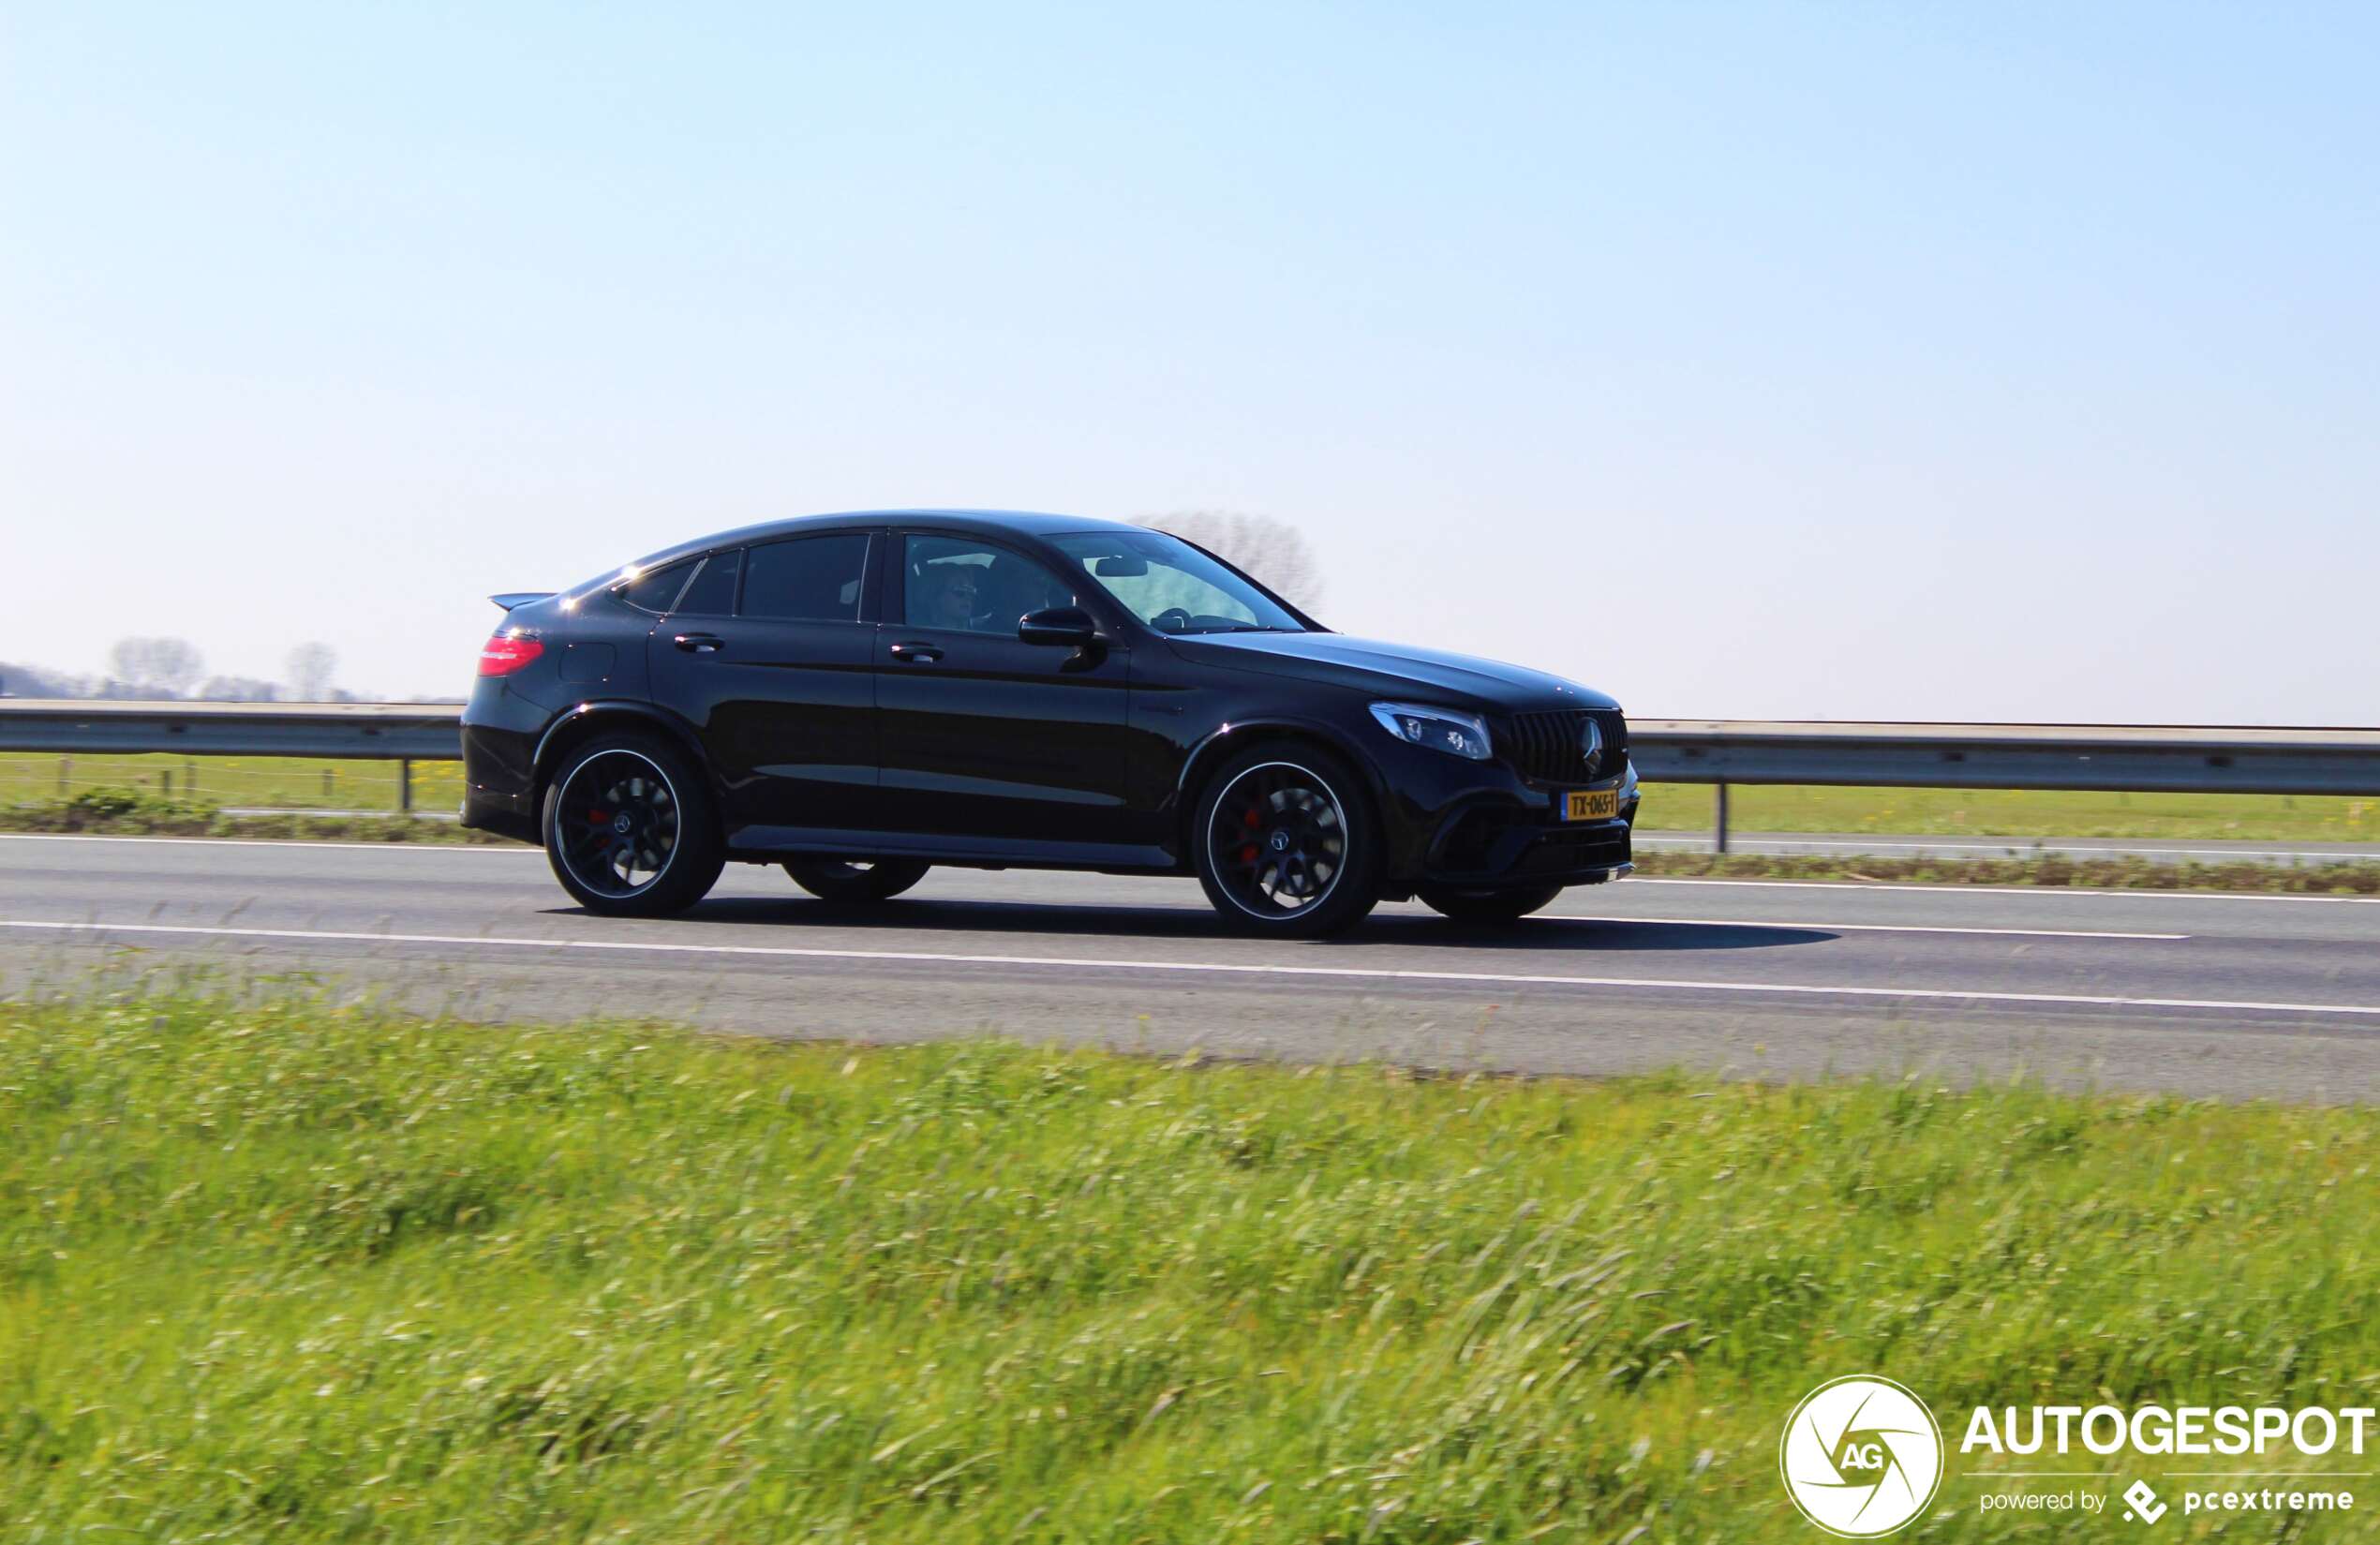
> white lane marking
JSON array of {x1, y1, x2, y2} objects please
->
[
  {"x1": 5, "y1": 918, "x2": 2372, "y2": 1018},
  {"x1": 1561, "y1": 915, "x2": 2185, "y2": 941},
  {"x1": 0, "y1": 832, "x2": 537, "y2": 854},
  {"x1": 1627, "y1": 877, "x2": 2380, "y2": 906},
  {"x1": 1638, "y1": 834, "x2": 2380, "y2": 863}
]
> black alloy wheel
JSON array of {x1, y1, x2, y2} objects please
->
[
  {"x1": 542, "y1": 735, "x2": 724, "y2": 916},
  {"x1": 1194, "y1": 747, "x2": 1379, "y2": 936}
]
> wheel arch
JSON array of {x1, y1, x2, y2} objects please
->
[
  {"x1": 1173, "y1": 717, "x2": 1389, "y2": 860},
  {"x1": 531, "y1": 702, "x2": 716, "y2": 819}
]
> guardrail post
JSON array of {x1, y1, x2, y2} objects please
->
[
  {"x1": 398, "y1": 758, "x2": 412, "y2": 815},
  {"x1": 1714, "y1": 780, "x2": 1731, "y2": 854},
  {"x1": 58, "y1": 756, "x2": 69, "y2": 795}
]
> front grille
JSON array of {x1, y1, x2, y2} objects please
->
[{"x1": 1499, "y1": 708, "x2": 1629, "y2": 786}]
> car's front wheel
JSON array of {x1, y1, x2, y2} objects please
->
[
  {"x1": 1194, "y1": 745, "x2": 1380, "y2": 937},
  {"x1": 542, "y1": 733, "x2": 724, "y2": 916},
  {"x1": 782, "y1": 858, "x2": 930, "y2": 903},
  {"x1": 1415, "y1": 882, "x2": 1565, "y2": 925}
]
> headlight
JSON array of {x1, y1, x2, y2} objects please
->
[{"x1": 1370, "y1": 702, "x2": 1492, "y2": 761}]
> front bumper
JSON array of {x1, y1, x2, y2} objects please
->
[
  {"x1": 1421, "y1": 800, "x2": 1634, "y2": 886},
  {"x1": 1365, "y1": 735, "x2": 1639, "y2": 889}
]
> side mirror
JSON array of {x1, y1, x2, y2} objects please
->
[{"x1": 1018, "y1": 606, "x2": 1099, "y2": 647}]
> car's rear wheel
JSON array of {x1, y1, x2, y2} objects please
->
[
  {"x1": 542, "y1": 734, "x2": 724, "y2": 916},
  {"x1": 1415, "y1": 882, "x2": 1565, "y2": 925},
  {"x1": 782, "y1": 858, "x2": 930, "y2": 902},
  {"x1": 1194, "y1": 745, "x2": 1380, "y2": 937}
]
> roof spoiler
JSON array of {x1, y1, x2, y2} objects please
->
[{"x1": 489, "y1": 592, "x2": 553, "y2": 612}]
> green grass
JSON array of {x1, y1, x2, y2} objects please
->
[
  {"x1": 0, "y1": 751, "x2": 466, "y2": 813},
  {"x1": 1635, "y1": 783, "x2": 2380, "y2": 843},
  {"x1": 1629, "y1": 851, "x2": 2380, "y2": 894},
  {"x1": 6, "y1": 753, "x2": 2376, "y2": 843},
  {"x1": 0, "y1": 786, "x2": 509, "y2": 843},
  {"x1": 5, "y1": 994, "x2": 2376, "y2": 1541}
]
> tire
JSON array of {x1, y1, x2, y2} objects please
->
[
  {"x1": 782, "y1": 858, "x2": 930, "y2": 903},
  {"x1": 1416, "y1": 882, "x2": 1565, "y2": 925},
  {"x1": 1193, "y1": 744, "x2": 1380, "y2": 937},
  {"x1": 542, "y1": 733, "x2": 725, "y2": 916}
]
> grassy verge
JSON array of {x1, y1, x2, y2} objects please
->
[
  {"x1": 1630, "y1": 850, "x2": 2380, "y2": 895},
  {"x1": 1, "y1": 750, "x2": 468, "y2": 813},
  {"x1": 1634, "y1": 782, "x2": 2379, "y2": 844},
  {"x1": 5, "y1": 993, "x2": 2375, "y2": 1541},
  {"x1": 0, "y1": 787, "x2": 510, "y2": 843}
]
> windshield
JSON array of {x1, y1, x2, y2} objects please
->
[{"x1": 1050, "y1": 531, "x2": 1307, "y2": 635}]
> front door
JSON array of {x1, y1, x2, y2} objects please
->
[{"x1": 870, "y1": 532, "x2": 1140, "y2": 859}]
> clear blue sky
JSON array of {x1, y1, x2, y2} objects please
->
[{"x1": 5, "y1": 2, "x2": 2374, "y2": 719}]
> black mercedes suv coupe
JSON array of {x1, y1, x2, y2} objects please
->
[{"x1": 461, "y1": 510, "x2": 1635, "y2": 936}]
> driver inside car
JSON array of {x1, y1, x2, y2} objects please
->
[{"x1": 916, "y1": 562, "x2": 984, "y2": 631}]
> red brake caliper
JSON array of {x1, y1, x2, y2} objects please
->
[{"x1": 1241, "y1": 804, "x2": 1260, "y2": 865}]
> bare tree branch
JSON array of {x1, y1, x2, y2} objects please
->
[
  {"x1": 1138, "y1": 512, "x2": 1325, "y2": 612},
  {"x1": 106, "y1": 637, "x2": 205, "y2": 697}
]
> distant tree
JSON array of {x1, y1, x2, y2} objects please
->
[
  {"x1": 286, "y1": 642, "x2": 338, "y2": 702},
  {"x1": 107, "y1": 637, "x2": 205, "y2": 697},
  {"x1": 0, "y1": 661, "x2": 98, "y2": 698},
  {"x1": 198, "y1": 675, "x2": 281, "y2": 702},
  {"x1": 1138, "y1": 511, "x2": 1325, "y2": 612}
]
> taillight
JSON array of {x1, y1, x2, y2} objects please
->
[{"x1": 478, "y1": 632, "x2": 544, "y2": 676}]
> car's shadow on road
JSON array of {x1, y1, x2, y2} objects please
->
[{"x1": 561, "y1": 897, "x2": 1835, "y2": 953}]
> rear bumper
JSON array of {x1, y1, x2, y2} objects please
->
[
  {"x1": 460, "y1": 780, "x2": 538, "y2": 843},
  {"x1": 458, "y1": 684, "x2": 544, "y2": 844}
]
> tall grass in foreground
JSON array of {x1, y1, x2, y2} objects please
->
[{"x1": 3, "y1": 996, "x2": 2374, "y2": 1541}]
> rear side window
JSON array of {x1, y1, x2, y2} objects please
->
[
  {"x1": 674, "y1": 549, "x2": 742, "y2": 616},
  {"x1": 616, "y1": 557, "x2": 696, "y2": 615},
  {"x1": 741, "y1": 533, "x2": 870, "y2": 622}
]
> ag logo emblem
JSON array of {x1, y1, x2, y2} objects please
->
[{"x1": 1778, "y1": 1376, "x2": 1943, "y2": 1537}]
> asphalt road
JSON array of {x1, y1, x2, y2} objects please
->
[{"x1": 6, "y1": 833, "x2": 2378, "y2": 1101}]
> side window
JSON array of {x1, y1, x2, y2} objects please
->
[
  {"x1": 674, "y1": 549, "x2": 742, "y2": 616},
  {"x1": 616, "y1": 557, "x2": 697, "y2": 615},
  {"x1": 741, "y1": 533, "x2": 870, "y2": 622},
  {"x1": 902, "y1": 536, "x2": 1077, "y2": 635}
]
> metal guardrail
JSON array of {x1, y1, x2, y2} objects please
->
[
  {"x1": 1629, "y1": 721, "x2": 2380, "y2": 849},
  {"x1": 0, "y1": 701, "x2": 463, "y2": 813},
  {"x1": 0, "y1": 701, "x2": 463, "y2": 759},
  {"x1": 4, "y1": 701, "x2": 2377, "y2": 846}
]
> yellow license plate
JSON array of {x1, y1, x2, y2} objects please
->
[{"x1": 1564, "y1": 788, "x2": 1621, "y2": 822}]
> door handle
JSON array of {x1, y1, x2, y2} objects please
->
[
  {"x1": 888, "y1": 641, "x2": 944, "y2": 663},
  {"x1": 674, "y1": 632, "x2": 724, "y2": 655}
]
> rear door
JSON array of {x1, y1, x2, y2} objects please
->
[
  {"x1": 646, "y1": 531, "x2": 881, "y2": 841},
  {"x1": 870, "y1": 531, "x2": 1140, "y2": 856}
]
